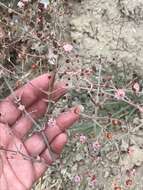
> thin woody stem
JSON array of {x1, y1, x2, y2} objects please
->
[{"x1": 0, "y1": 2, "x2": 22, "y2": 16}]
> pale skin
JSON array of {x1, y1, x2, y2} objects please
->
[{"x1": 0, "y1": 73, "x2": 80, "y2": 190}]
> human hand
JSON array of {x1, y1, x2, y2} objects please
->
[{"x1": 0, "y1": 73, "x2": 80, "y2": 190}]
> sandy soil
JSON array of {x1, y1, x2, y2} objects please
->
[{"x1": 69, "y1": 0, "x2": 143, "y2": 73}]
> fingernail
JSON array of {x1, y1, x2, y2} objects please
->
[
  {"x1": 48, "y1": 75, "x2": 52, "y2": 79},
  {"x1": 47, "y1": 73, "x2": 54, "y2": 83},
  {"x1": 74, "y1": 105, "x2": 84, "y2": 115}
]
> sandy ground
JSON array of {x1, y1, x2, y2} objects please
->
[{"x1": 69, "y1": 0, "x2": 143, "y2": 72}]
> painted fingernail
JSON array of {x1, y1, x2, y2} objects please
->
[
  {"x1": 74, "y1": 105, "x2": 84, "y2": 115},
  {"x1": 48, "y1": 75, "x2": 52, "y2": 79}
]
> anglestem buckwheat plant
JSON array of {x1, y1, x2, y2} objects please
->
[{"x1": 1, "y1": 0, "x2": 143, "y2": 189}]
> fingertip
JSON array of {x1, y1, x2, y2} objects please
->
[
  {"x1": 56, "y1": 105, "x2": 82, "y2": 131},
  {"x1": 51, "y1": 133, "x2": 67, "y2": 154},
  {"x1": 51, "y1": 82, "x2": 69, "y2": 101},
  {"x1": 73, "y1": 105, "x2": 84, "y2": 115}
]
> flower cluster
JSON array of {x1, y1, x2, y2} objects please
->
[{"x1": 17, "y1": 0, "x2": 31, "y2": 8}]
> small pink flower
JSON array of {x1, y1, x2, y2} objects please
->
[
  {"x1": 89, "y1": 175, "x2": 96, "y2": 188},
  {"x1": 47, "y1": 118, "x2": 56, "y2": 127},
  {"x1": 17, "y1": 1, "x2": 25, "y2": 8},
  {"x1": 18, "y1": 104, "x2": 25, "y2": 111},
  {"x1": 79, "y1": 135, "x2": 87, "y2": 144},
  {"x1": 127, "y1": 147, "x2": 134, "y2": 155},
  {"x1": 130, "y1": 169, "x2": 136, "y2": 176},
  {"x1": 132, "y1": 82, "x2": 140, "y2": 93},
  {"x1": 92, "y1": 141, "x2": 101, "y2": 151},
  {"x1": 37, "y1": 18, "x2": 41, "y2": 23},
  {"x1": 63, "y1": 44, "x2": 73, "y2": 52},
  {"x1": 127, "y1": 169, "x2": 136, "y2": 177},
  {"x1": 115, "y1": 89, "x2": 125, "y2": 100},
  {"x1": 73, "y1": 175, "x2": 81, "y2": 184}
]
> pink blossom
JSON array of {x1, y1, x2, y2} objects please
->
[
  {"x1": 130, "y1": 169, "x2": 136, "y2": 176},
  {"x1": 37, "y1": 18, "x2": 41, "y2": 23},
  {"x1": 47, "y1": 118, "x2": 56, "y2": 127},
  {"x1": 63, "y1": 44, "x2": 73, "y2": 52},
  {"x1": 114, "y1": 89, "x2": 125, "y2": 100},
  {"x1": 92, "y1": 141, "x2": 101, "y2": 151},
  {"x1": 127, "y1": 169, "x2": 136, "y2": 177},
  {"x1": 127, "y1": 147, "x2": 134, "y2": 155},
  {"x1": 17, "y1": 0, "x2": 30, "y2": 8},
  {"x1": 132, "y1": 82, "x2": 140, "y2": 93},
  {"x1": 18, "y1": 104, "x2": 25, "y2": 111},
  {"x1": 79, "y1": 135, "x2": 87, "y2": 144},
  {"x1": 17, "y1": 1, "x2": 25, "y2": 8},
  {"x1": 73, "y1": 175, "x2": 81, "y2": 184},
  {"x1": 89, "y1": 175, "x2": 97, "y2": 188}
]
